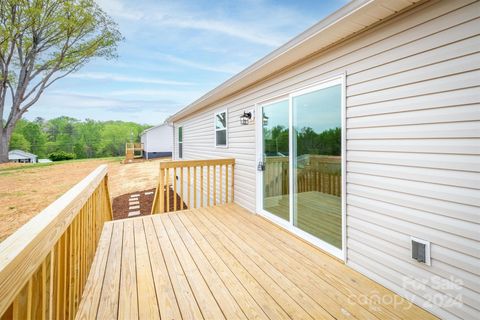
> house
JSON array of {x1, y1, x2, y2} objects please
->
[
  {"x1": 140, "y1": 123, "x2": 173, "y2": 159},
  {"x1": 165, "y1": 0, "x2": 480, "y2": 319},
  {"x1": 8, "y1": 149, "x2": 37, "y2": 163},
  {"x1": 1, "y1": 0, "x2": 479, "y2": 319}
]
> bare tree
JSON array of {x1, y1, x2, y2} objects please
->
[{"x1": 0, "y1": 0, "x2": 122, "y2": 162}]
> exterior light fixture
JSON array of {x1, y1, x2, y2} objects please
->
[
  {"x1": 262, "y1": 114, "x2": 269, "y2": 126},
  {"x1": 240, "y1": 111, "x2": 252, "y2": 125}
]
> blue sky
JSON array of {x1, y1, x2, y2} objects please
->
[{"x1": 25, "y1": 0, "x2": 347, "y2": 125}]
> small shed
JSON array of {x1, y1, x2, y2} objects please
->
[
  {"x1": 140, "y1": 123, "x2": 173, "y2": 159},
  {"x1": 8, "y1": 150, "x2": 38, "y2": 163}
]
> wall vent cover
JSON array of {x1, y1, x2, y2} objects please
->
[{"x1": 411, "y1": 237, "x2": 431, "y2": 266}]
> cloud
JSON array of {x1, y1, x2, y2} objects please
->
[
  {"x1": 156, "y1": 17, "x2": 284, "y2": 47},
  {"x1": 156, "y1": 54, "x2": 242, "y2": 74},
  {"x1": 68, "y1": 72, "x2": 194, "y2": 86},
  {"x1": 97, "y1": 0, "x2": 303, "y2": 47},
  {"x1": 95, "y1": 0, "x2": 144, "y2": 21}
]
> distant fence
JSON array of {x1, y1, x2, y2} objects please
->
[
  {"x1": 152, "y1": 158, "x2": 235, "y2": 214},
  {"x1": 264, "y1": 155, "x2": 341, "y2": 197},
  {"x1": 0, "y1": 165, "x2": 112, "y2": 319}
]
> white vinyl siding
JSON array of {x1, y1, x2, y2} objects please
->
[
  {"x1": 172, "y1": 1, "x2": 480, "y2": 319},
  {"x1": 140, "y1": 124, "x2": 173, "y2": 154}
]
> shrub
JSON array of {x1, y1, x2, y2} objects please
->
[{"x1": 48, "y1": 151, "x2": 76, "y2": 161}]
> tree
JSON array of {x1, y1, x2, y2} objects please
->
[
  {"x1": 9, "y1": 131, "x2": 30, "y2": 150},
  {"x1": 0, "y1": 0, "x2": 122, "y2": 162},
  {"x1": 19, "y1": 120, "x2": 47, "y2": 156},
  {"x1": 8, "y1": 117, "x2": 150, "y2": 159}
]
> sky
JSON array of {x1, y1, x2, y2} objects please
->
[{"x1": 24, "y1": 0, "x2": 347, "y2": 125}]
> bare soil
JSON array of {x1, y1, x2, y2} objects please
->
[
  {"x1": 112, "y1": 186, "x2": 187, "y2": 220},
  {"x1": 112, "y1": 188, "x2": 156, "y2": 219},
  {"x1": 0, "y1": 158, "x2": 168, "y2": 242},
  {"x1": 108, "y1": 159, "x2": 166, "y2": 198}
]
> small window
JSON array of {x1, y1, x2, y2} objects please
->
[
  {"x1": 215, "y1": 110, "x2": 227, "y2": 147},
  {"x1": 178, "y1": 126, "x2": 183, "y2": 159}
]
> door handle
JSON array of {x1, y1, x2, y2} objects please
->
[{"x1": 257, "y1": 161, "x2": 265, "y2": 171}]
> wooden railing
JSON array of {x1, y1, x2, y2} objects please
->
[
  {"x1": 0, "y1": 165, "x2": 112, "y2": 320},
  {"x1": 265, "y1": 155, "x2": 341, "y2": 197},
  {"x1": 125, "y1": 142, "x2": 143, "y2": 150},
  {"x1": 125, "y1": 143, "x2": 144, "y2": 161},
  {"x1": 152, "y1": 158, "x2": 235, "y2": 214}
]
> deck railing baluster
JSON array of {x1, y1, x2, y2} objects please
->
[
  {"x1": 173, "y1": 167, "x2": 177, "y2": 211},
  {"x1": 151, "y1": 159, "x2": 235, "y2": 214},
  {"x1": 166, "y1": 168, "x2": 170, "y2": 213},
  {"x1": 200, "y1": 166, "x2": 204, "y2": 207},
  {"x1": 193, "y1": 166, "x2": 197, "y2": 208},
  {"x1": 180, "y1": 167, "x2": 184, "y2": 210},
  {"x1": 207, "y1": 165, "x2": 210, "y2": 206}
]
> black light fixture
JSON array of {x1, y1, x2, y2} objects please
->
[{"x1": 240, "y1": 111, "x2": 252, "y2": 125}]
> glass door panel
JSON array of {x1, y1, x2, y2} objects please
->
[
  {"x1": 292, "y1": 84, "x2": 342, "y2": 248},
  {"x1": 262, "y1": 100, "x2": 289, "y2": 221}
]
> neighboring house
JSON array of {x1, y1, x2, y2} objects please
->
[
  {"x1": 140, "y1": 123, "x2": 173, "y2": 159},
  {"x1": 166, "y1": 1, "x2": 480, "y2": 319},
  {"x1": 8, "y1": 150, "x2": 37, "y2": 163}
]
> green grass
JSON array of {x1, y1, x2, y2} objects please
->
[{"x1": 0, "y1": 156, "x2": 122, "y2": 173}]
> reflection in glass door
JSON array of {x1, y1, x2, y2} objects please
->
[
  {"x1": 261, "y1": 100, "x2": 289, "y2": 221},
  {"x1": 292, "y1": 84, "x2": 342, "y2": 249},
  {"x1": 258, "y1": 79, "x2": 343, "y2": 256}
]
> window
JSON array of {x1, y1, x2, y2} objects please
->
[
  {"x1": 178, "y1": 126, "x2": 183, "y2": 158},
  {"x1": 215, "y1": 110, "x2": 228, "y2": 147}
]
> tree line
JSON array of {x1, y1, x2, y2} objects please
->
[
  {"x1": 264, "y1": 125, "x2": 341, "y2": 156},
  {"x1": 9, "y1": 116, "x2": 150, "y2": 159}
]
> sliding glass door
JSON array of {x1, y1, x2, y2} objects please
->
[
  {"x1": 259, "y1": 78, "x2": 344, "y2": 257},
  {"x1": 261, "y1": 100, "x2": 289, "y2": 221},
  {"x1": 292, "y1": 84, "x2": 342, "y2": 249}
]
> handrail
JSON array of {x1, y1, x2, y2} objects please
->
[
  {"x1": 0, "y1": 165, "x2": 112, "y2": 319},
  {"x1": 152, "y1": 158, "x2": 235, "y2": 214}
]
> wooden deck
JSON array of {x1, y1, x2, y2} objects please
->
[{"x1": 76, "y1": 204, "x2": 436, "y2": 320}]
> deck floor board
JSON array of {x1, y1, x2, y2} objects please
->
[{"x1": 77, "y1": 204, "x2": 438, "y2": 320}]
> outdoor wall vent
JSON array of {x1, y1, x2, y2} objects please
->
[{"x1": 411, "y1": 237, "x2": 431, "y2": 266}]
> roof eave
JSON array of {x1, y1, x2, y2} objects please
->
[{"x1": 167, "y1": 0, "x2": 420, "y2": 123}]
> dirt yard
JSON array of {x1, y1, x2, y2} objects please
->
[{"x1": 0, "y1": 158, "x2": 165, "y2": 242}]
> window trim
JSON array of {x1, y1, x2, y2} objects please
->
[
  {"x1": 178, "y1": 126, "x2": 183, "y2": 159},
  {"x1": 214, "y1": 109, "x2": 228, "y2": 148}
]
